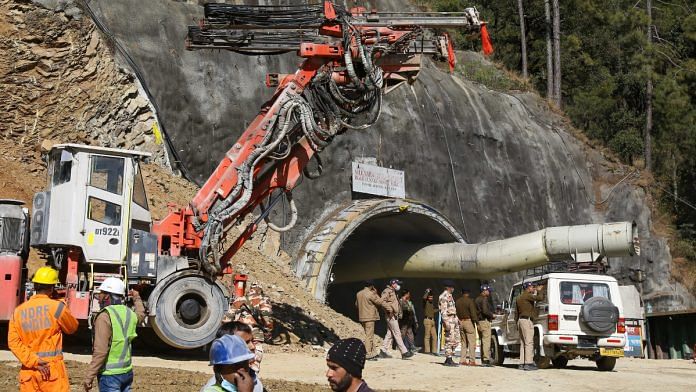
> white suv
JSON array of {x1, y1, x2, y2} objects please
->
[{"x1": 490, "y1": 273, "x2": 626, "y2": 371}]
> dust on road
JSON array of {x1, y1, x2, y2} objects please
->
[{"x1": 1, "y1": 349, "x2": 694, "y2": 391}]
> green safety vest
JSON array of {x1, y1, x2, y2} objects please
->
[
  {"x1": 100, "y1": 305, "x2": 137, "y2": 376},
  {"x1": 203, "y1": 385, "x2": 225, "y2": 392}
]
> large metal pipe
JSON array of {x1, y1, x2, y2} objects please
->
[{"x1": 331, "y1": 222, "x2": 639, "y2": 283}]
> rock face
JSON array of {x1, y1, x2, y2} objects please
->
[
  {"x1": 58, "y1": 0, "x2": 696, "y2": 313},
  {"x1": 0, "y1": 1, "x2": 167, "y2": 167}
]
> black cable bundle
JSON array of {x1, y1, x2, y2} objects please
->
[
  {"x1": 187, "y1": 26, "x2": 326, "y2": 54},
  {"x1": 203, "y1": 3, "x2": 325, "y2": 27}
]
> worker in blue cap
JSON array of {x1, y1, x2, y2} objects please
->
[{"x1": 204, "y1": 334, "x2": 256, "y2": 392}]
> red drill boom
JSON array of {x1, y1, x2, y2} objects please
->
[{"x1": 153, "y1": 1, "x2": 486, "y2": 275}]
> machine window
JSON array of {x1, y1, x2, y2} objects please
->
[
  {"x1": 88, "y1": 197, "x2": 121, "y2": 226},
  {"x1": 90, "y1": 156, "x2": 124, "y2": 195},
  {"x1": 51, "y1": 151, "x2": 72, "y2": 186},
  {"x1": 132, "y1": 163, "x2": 149, "y2": 210},
  {"x1": 560, "y1": 281, "x2": 610, "y2": 304}
]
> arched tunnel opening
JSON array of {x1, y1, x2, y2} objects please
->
[{"x1": 299, "y1": 199, "x2": 485, "y2": 340}]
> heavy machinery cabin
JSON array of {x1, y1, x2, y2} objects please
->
[{"x1": 0, "y1": 2, "x2": 638, "y2": 350}]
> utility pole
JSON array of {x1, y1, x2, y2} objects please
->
[
  {"x1": 545, "y1": 0, "x2": 553, "y2": 101},
  {"x1": 552, "y1": 0, "x2": 562, "y2": 107},
  {"x1": 645, "y1": 0, "x2": 653, "y2": 171},
  {"x1": 517, "y1": 0, "x2": 528, "y2": 79}
]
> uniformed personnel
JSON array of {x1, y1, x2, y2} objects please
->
[
  {"x1": 476, "y1": 284, "x2": 495, "y2": 367},
  {"x1": 438, "y1": 280, "x2": 459, "y2": 367},
  {"x1": 398, "y1": 289, "x2": 419, "y2": 353},
  {"x1": 224, "y1": 281, "x2": 274, "y2": 372},
  {"x1": 378, "y1": 279, "x2": 413, "y2": 359},
  {"x1": 516, "y1": 281, "x2": 545, "y2": 371},
  {"x1": 421, "y1": 289, "x2": 438, "y2": 355},
  {"x1": 355, "y1": 280, "x2": 386, "y2": 360},
  {"x1": 455, "y1": 288, "x2": 478, "y2": 366}
]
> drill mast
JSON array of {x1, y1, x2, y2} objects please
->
[{"x1": 153, "y1": 1, "x2": 488, "y2": 275}]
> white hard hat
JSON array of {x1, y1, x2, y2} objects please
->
[{"x1": 98, "y1": 277, "x2": 126, "y2": 296}]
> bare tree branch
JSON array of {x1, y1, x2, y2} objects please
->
[
  {"x1": 652, "y1": 27, "x2": 681, "y2": 53},
  {"x1": 654, "y1": 39, "x2": 682, "y2": 57},
  {"x1": 654, "y1": 0, "x2": 692, "y2": 12},
  {"x1": 655, "y1": 48, "x2": 690, "y2": 71}
]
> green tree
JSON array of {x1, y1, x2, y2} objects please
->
[{"x1": 422, "y1": 0, "x2": 695, "y2": 240}]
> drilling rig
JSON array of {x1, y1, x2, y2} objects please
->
[{"x1": 0, "y1": 2, "x2": 637, "y2": 350}]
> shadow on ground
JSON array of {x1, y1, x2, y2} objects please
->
[{"x1": 271, "y1": 303, "x2": 341, "y2": 347}]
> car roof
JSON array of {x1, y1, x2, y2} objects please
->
[{"x1": 514, "y1": 273, "x2": 618, "y2": 286}]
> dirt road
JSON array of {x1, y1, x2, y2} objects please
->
[{"x1": 1, "y1": 349, "x2": 693, "y2": 391}]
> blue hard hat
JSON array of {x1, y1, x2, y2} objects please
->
[
  {"x1": 209, "y1": 334, "x2": 255, "y2": 366},
  {"x1": 480, "y1": 284, "x2": 493, "y2": 292},
  {"x1": 522, "y1": 282, "x2": 534, "y2": 289}
]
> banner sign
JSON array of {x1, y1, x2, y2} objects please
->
[
  {"x1": 351, "y1": 162, "x2": 405, "y2": 198},
  {"x1": 624, "y1": 326, "x2": 643, "y2": 357}
]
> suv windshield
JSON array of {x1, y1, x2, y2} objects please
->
[{"x1": 560, "y1": 281, "x2": 610, "y2": 305}]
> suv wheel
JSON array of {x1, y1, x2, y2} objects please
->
[
  {"x1": 552, "y1": 355, "x2": 568, "y2": 369},
  {"x1": 491, "y1": 334, "x2": 505, "y2": 365},
  {"x1": 596, "y1": 356, "x2": 616, "y2": 371},
  {"x1": 533, "y1": 333, "x2": 551, "y2": 369}
]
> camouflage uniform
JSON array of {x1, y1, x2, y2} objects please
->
[
  {"x1": 439, "y1": 289, "x2": 460, "y2": 358},
  {"x1": 223, "y1": 282, "x2": 273, "y2": 372}
]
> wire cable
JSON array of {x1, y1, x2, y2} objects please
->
[
  {"x1": 82, "y1": 0, "x2": 193, "y2": 181},
  {"x1": 422, "y1": 83, "x2": 469, "y2": 242}
]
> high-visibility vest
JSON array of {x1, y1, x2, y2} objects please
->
[
  {"x1": 100, "y1": 305, "x2": 137, "y2": 375},
  {"x1": 203, "y1": 385, "x2": 226, "y2": 392}
]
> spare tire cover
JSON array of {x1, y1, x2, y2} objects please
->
[{"x1": 580, "y1": 296, "x2": 619, "y2": 333}]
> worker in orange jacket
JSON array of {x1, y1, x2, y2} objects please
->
[{"x1": 8, "y1": 266, "x2": 79, "y2": 392}]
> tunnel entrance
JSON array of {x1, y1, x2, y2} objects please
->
[{"x1": 294, "y1": 199, "x2": 480, "y2": 340}]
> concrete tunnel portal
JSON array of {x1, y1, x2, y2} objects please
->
[
  {"x1": 293, "y1": 199, "x2": 640, "y2": 339},
  {"x1": 294, "y1": 199, "x2": 482, "y2": 337}
]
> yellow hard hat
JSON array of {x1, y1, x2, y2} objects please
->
[{"x1": 32, "y1": 266, "x2": 60, "y2": 285}]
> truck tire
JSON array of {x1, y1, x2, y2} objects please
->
[
  {"x1": 151, "y1": 275, "x2": 227, "y2": 349},
  {"x1": 552, "y1": 355, "x2": 568, "y2": 369},
  {"x1": 596, "y1": 356, "x2": 616, "y2": 371},
  {"x1": 491, "y1": 334, "x2": 505, "y2": 365},
  {"x1": 581, "y1": 296, "x2": 619, "y2": 333}
]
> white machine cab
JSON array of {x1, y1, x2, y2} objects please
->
[{"x1": 30, "y1": 144, "x2": 152, "y2": 264}]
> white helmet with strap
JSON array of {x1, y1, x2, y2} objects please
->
[{"x1": 98, "y1": 277, "x2": 126, "y2": 296}]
